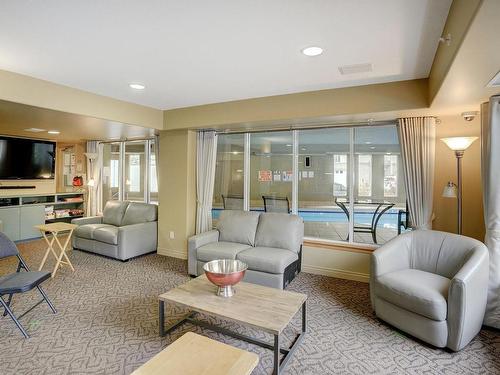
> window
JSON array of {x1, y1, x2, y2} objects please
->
[
  {"x1": 212, "y1": 134, "x2": 245, "y2": 223},
  {"x1": 211, "y1": 124, "x2": 405, "y2": 246},
  {"x1": 100, "y1": 139, "x2": 157, "y2": 209},
  {"x1": 110, "y1": 159, "x2": 119, "y2": 188},
  {"x1": 384, "y1": 155, "x2": 398, "y2": 197},
  {"x1": 250, "y1": 132, "x2": 293, "y2": 211},
  {"x1": 333, "y1": 154, "x2": 348, "y2": 197},
  {"x1": 357, "y1": 155, "x2": 372, "y2": 197}
]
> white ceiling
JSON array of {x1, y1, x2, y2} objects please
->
[{"x1": 0, "y1": 0, "x2": 451, "y2": 110}]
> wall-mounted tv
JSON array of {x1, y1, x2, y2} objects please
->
[{"x1": 0, "y1": 136, "x2": 56, "y2": 179}]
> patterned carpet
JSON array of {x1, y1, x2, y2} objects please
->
[{"x1": 1, "y1": 238, "x2": 499, "y2": 375}]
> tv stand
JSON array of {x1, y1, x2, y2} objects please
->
[
  {"x1": 0, "y1": 185, "x2": 36, "y2": 189},
  {"x1": 0, "y1": 192, "x2": 85, "y2": 242}
]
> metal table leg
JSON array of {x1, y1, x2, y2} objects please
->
[
  {"x1": 159, "y1": 300, "x2": 165, "y2": 336},
  {"x1": 274, "y1": 334, "x2": 281, "y2": 375}
]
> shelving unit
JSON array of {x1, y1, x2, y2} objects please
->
[{"x1": 0, "y1": 192, "x2": 85, "y2": 241}]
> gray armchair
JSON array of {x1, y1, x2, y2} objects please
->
[
  {"x1": 371, "y1": 230, "x2": 489, "y2": 351},
  {"x1": 72, "y1": 201, "x2": 158, "y2": 261}
]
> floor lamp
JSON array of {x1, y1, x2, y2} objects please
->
[{"x1": 441, "y1": 136, "x2": 478, "y2": 235}]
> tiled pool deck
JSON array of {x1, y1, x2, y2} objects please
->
[{"x1": 304, "y1": 222, "x2": 399, "y2": 245}]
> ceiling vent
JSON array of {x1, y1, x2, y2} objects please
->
[
  {"x1": 487, "y1": 70, "x2": 500, "y2": 87},
  {"x1": 338, "y1": 63, "x2": 372, "y2": 75}
]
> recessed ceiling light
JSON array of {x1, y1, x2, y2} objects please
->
[
  {"x1": 365, "y1": 141, "x2": 372, "y2": 144},
  {"x1": 302, "y1": 46, "x2": 323, "y2": 57},
  {"x1": 24, "y1": 128, "x2": 45, "y2": 132},
  {"x1": 48, "y1": 130, "x2": 60, "y2": 135},
  {"x1": 370, "y1": 146, "x2": 376, "y2": 150},
  {"x1": 129, "y1": 83, "x2": 145, "y2": 90},
  {"x1": 286, "y1": 144, "x2": 292, "y2": 147}
]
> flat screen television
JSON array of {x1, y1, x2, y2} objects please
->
[{"x1": 0, "y1": 136, "x2": 56, "y2": 179}]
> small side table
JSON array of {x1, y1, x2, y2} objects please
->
[
  {"x1": 35, "y1": 222, "x2": 77, "y2": 278},
  {"x1": 131, "y1": 332, "x2": 258, "y2": 375}
]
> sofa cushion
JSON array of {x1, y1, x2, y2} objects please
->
[
  {"x1": 236, "y1": 247, "x2": 298, "y2": 274},
  {"x1": 374, "y1": 269, "x2": 450, "y2": 321},
  {"x1": 122, "y1": 202, "x2": 158, "y2": 226},
  {"x1": 254, "y1": 213, "x2": 304, "y2": 253},
  {"x1": 103, "y1": 201, "x2": 129, "y2": 227},
  {"x1": 74, "y1": 224, "x2": 114, "y2": 240},
  {"x1": 93, "y1": 226, "x2": 119, "y2": 245},
  {"x1": 197, "y1": 241, "x2": 251, "y2": 262},
  {"x1": 216, "y1": 210, "x2": 260, "y2": 246}
]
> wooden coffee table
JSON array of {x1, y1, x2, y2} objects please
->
[
  {"x1": 132, "y1": 332, "x2": 258, "y2": 375},
  {"x1": 159, "y1": 275, "x2": 307, "y2": 375}
]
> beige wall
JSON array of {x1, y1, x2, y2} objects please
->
[
  {"x1": 432, "y1": 114, "x2": 484, "y2": 240},
  {"x1": 0, "y1": 69, "x2": 163, "y2": 130},
  {"x1": 164, "y1": 79, "x2": 428, "y2": 130},
  {"x1": 157, "y1": 129, "x2": 196, "y2": 258},
  {"x1": 428, "y1": 0, "x2": 482, "y2": 103}
]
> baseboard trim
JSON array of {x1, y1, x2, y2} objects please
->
[
  {"x1": 157, "y1": 247, "x2": 187, "y2": 260},
  {"x1": 302, "y1": 264, "x2": 369, "y2": 283}
]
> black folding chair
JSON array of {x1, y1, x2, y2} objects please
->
[
  {"x1": 262, "y1": 196, "x2": 290, "y2": 213},
  {"x1": 0, "y1": 232, "x2": 56, "y2": 338}
]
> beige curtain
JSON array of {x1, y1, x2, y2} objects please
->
[
  {"x1": 481, "y1": 95, "x2": 500, "y2": 329},
  {"x1": 195, "y1": 131, "x2": 218, "y2": 234},
  {"x1": 397, "y1": 117, "x2": 436, "y2": 229}
]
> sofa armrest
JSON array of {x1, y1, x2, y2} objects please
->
[
  {"x1": 117, "y1": 222, "x2": 158, "y2": 261},
  {"x1": 187, "y1": 230, "x2": 220, "y2": 276},
  {"x1": 370, "y1": 233, "x2": 411, "y2": 308},
  {"x1": 447, "y1": 245, "x2": 489, "y2": 351},
  {"x1": 371, "y1": 233, "x2": 411, "y2": 278},
  {"x1": 71, "y1": 216, "x2": 103, "y2": 226}
]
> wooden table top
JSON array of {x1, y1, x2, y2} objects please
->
[
  {"x1": 34, "y1": 222, "x2": 77, "y2": 233},
  {"x1": 131, "y1": 332, "x2": 258, "y2": 375},
  {"x1": 159, "y1": 275, "x2": 307, "y2": 335}
]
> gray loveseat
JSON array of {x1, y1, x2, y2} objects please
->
[
  {"x1": 72, "y1": 201, "x2": 158, "y2": 261},
  {"x1": 371, "y1": 230, "x2": 489, "y2": 351},
  {"x1": 188, "y1": 210, "x2": 304, "y2": 289}
]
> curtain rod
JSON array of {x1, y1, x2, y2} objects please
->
[
  {"x1": 98, "y1": 136, "x2": 156, "y2": 144},
  {"x1": 205, "y1": 119, "x2": 398, "y2": 135}
]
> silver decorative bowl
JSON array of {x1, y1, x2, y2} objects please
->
[{"x1": 203, "y1": 259, "x2": 248, "y2": 297}]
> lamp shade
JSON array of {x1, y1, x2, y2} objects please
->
[
  {"x1": 442, "y1": 181, "x2": 457, "y2": 198},
  {"x1": 441, "y1": 137, "x2": 478, "y2": 151}
]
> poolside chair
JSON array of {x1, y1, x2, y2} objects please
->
[
  {"x1": 222, "y1": 195, "x2": 244, "y2": 210},
  {"x1": 397, "y1": 202, "x2": 412, "y2": 235},
  {"x1": 0, "y1": 232, "x2": 56, "y2": 338},
  {"x1": 335, "y1": 198, "x2": 394, "y2": 244},
  {"x1": 262, "y1": 196, "x2": 290, "y2": 213}
]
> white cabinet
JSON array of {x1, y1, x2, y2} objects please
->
[
  {"x1": 20, "y1": 205, "x2": 45, "y2": 240},
  {"x1": 0, "y1": 207, "x2": 21, "y2": 241}
]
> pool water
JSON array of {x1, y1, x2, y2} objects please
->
[{"x1": 212, "y1": 208, "x2": 400, "y2": 229}]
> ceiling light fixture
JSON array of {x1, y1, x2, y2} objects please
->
[
  {"x1": 24, "y1": 128, "x2": 45, "y2": 132},
  {"x1": 129, "y1": 83, "x2": 145, "y2": 90},
  {"x1": 302, "y1": 46, "x2": 323, "y2": 57},
  {"x1": 47, "y1": 130, "x2": 60, "y2": 135}
]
